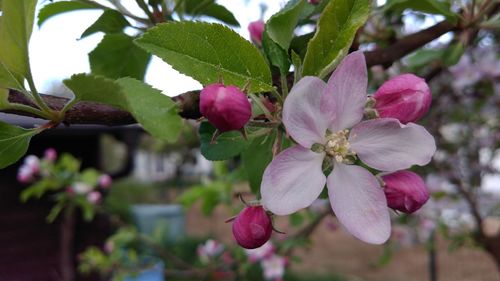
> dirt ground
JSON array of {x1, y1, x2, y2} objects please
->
[{"x1": 185, "y1": 204, "x2": 500, "y2": 281}]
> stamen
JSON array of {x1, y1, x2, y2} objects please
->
[{"x1": 324, "y1": 130, "x2": 357, "y2": 163}]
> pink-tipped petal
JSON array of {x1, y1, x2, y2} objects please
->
[
  {"x1": 261, "y1": 145, "x2": 326, "y2": 216},
  {"x1": 327, "y1": 163, "x2": 390, "y2": 244},
  {"x1": 350, "y1": 118, "x2": 436, "y2": 171},
  {"x1": 323, "y1": 51, "x2": 368, "y2": 131},
  {"x1": 283, "y1": 76, "x2": 328, "y2": 148}
]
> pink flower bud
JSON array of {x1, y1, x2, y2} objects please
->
[
  {"x1": 232, "y1": 206, "x2": 272, "y2": 249},
  {"x1": 248, "y1": 20, "x2": 265, "y2": 46},
  {"x1": 24, "y1": 155, "x2": 40, "y2": 174},
  {"x1": 17, "y1": 165, "x2": 33, "y2": 183},
  {"x1": 200, "y1": 83, "x2": 252, "y2": 132},
  {"x1": 373, "y1": 74, "x2": 431, "y2": 124},
  {"x1": 44, "y1": 148, "x2": 57, "y2": 162},
  {"x1": 308, "y1": 0, "x2": 321, "y2": 4},
  {"x1": 382, "y1": 171, "x2": 430, "y2": 214},
  {"x1": 87, "y1": 191, "x2": 102, "y2": 204},
  {"x1": 98, "y1": 174, "x2": 112, "y2": 188}
]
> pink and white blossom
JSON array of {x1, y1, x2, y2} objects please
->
[
  {"x1": 87, "y1": 191, "x2": 102, "y2": 204},
  {"x1": 244, "y1": 241, "x2": 275, "y2": 263},
  {"x1": 17, "y1": 165, "x2": 34, "y2": 183},
  {"x1": 24, "y1": 155, "x2": 40, "y2": 174},
  {"x1": 261, "y1": 254, "x2": 286, "y2": 281},
  {"x1": 72, "y1": 182, "x2": 93, "y2": 194},
  {"x1": 98, "y1": 174, "x2": 113, "y2": 188},
  {"x1": 260, "y1": 51, "x2": 436, "y2": 244},
  {"x1": 197, "y1": 239, "x2": 224, "y2": 263}
]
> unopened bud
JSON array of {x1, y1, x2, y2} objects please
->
[
  {"x1": 308, "y1": 0, "x2": 321, "y2": 4},
  {"x1": 373, "y1": 74, "x2": 431, "y2": 124},
  {"x1": 200, "y1": 83, "x2": 252, "y2": 132},
  {"x1": 248, "y1": 20, "x2": 265, "y2": 46},
  {"x1": 381, "y1": 170, "x2": 430, "y2": 214},
  {"x1": 24, "y1": 155, "x2": 40, "y2": 174},
  {"x1": 73, "y1": 182, "x2": 93, "y2": 194},
  {"x1": 44, "y1": 148, "x2": 57, "y2": 162},
  {"x1": 98, "y1": 174, "x2": 112, "y2": 188},
  {"x1": 232, "y1": 206, "x2": 272, "y2": 249},
  {"x1": 87, "y1": 191, "x2": 102, "y2": 204},
  {"x1": 17, "y1": 166, "x2": 33, "y2": 183}
]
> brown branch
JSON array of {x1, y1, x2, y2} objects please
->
[
  {"x1": 3, "y1": 89, "x2": 201, "y2": 126},
  {"x1": 0, "y1": 18, "x2": 467, "y2": 126},
  {"x1": 365, "y1": 20, "x2": 458, "y2": 68}
]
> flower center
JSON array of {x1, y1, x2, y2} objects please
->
[{"x1": 324, "y1": 130, "x2": 356, "y2": 163}]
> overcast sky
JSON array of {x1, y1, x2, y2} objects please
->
[{"x1": 30, "y1": 0, "x2": 286, "y2": 96}]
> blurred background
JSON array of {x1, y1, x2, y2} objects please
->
[{"x1": 0, "y1": 0, "x2": 499, "y2": 281}]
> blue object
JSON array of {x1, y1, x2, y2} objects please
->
[
  {"x1": 123, "y1": 262, "x2": 165, "y2": 281},
  {"x1": 131, "y1": 204, "x2": 185, "y2": 241}
]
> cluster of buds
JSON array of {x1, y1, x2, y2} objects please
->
[
  {"x1": 367, "y1": 74, "x2": 432, "y2": 124},
  {"x1": 199, "y1": 83, "x2": 252, "y2": 138},
  {"x1": 17, "y1": 148, "x2": 59, "y2": 183},
  {"x1": 367, "y1": 74, "x2": 432, "y2": 214},
  {"x1": 380, "y1": 170, "x2": 430, "y2": 214},
  {"x1": 67, "y1": 174, "x2": 112, "y2": 205},
  {"x1": 17, "y1": 148, "x2": 113, "y2": 205}
]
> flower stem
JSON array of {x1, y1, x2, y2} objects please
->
[
  {"x1": 26, "y1": 71, "x2": 54, "y2": 116},
  {"x1": 6, "y1": 103, "x2": 53, "y2": 120},
  {"x1": 280, "y1": 75, "x2": 289, "y2": 99},
  {"x1": 249, "y1": 93, "x2": 273, "y2": 120}
]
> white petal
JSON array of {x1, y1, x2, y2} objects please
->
[
  {"x1": 261, "y1": 145, "x2": 326, "y2": 216},
  {"x1": 323, "y1": 51, "x2": 368, "y2": 131},
  {"x1": 283, "y1": 76, "x2": 328, "y2": 148},
  {"x1": 350, "y1": 118, "x2": 436, "y2": 171},
  {"x1": 327, "y1": 163, "x2": 390, "y2": 244}
]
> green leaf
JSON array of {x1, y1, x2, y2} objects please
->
[
  {"x1": 0, "y1": 0, "x2": 37, "y2": 79},
  {"x1": 117, "y1": 77, "x2": 183, "y2": 143},
  {"x1": 0, "y1": 121, "x2": 38, "y2": 169},
  {"x1": 89, "y1": 33, "x2": 151, "y2": 80},
  {"x1": 63, "y1": 73, "x2": 126, "y2": 109},
  {"x1": 262, "y1": 31, "x2": 291, "y2": 75},
  {"x1": 291, "y1": 50, "x2": 303, "y2": 84},
  {"x1": 302, "y1": 0, "x2": 370, "y2": 78},
  {"x1": 0, "y1": 88, "x2": 8, "y2": 109},
  {"x1": 405, "y1": 48, "x2": 445, "y2": 70},
  {"x1": 266, "y1": 0, "x2": 307, "y2": 50},
  {"x1": 241, "y1": 133, "x2": 275, "y2": 194},
  {"x1": 38, "y1": 1, "x2": 98, "y2": 26},
  {"x1": 46, "y1": 200, "x2": 65, "y2": 223},
  {"x1": 480, "y1": 14, "x2": 500, "y2": 29},
  {"x1": 179, "y1": 0, "x2": 239, "y2": 26},
  {"x1": 290, "y1": 212, "x2": 305, "y2": 227},
  {"x1": 64, "y1": 74, "x2": 183, "y2": 142},
  {"x1": 290, "y1": 32, "x2": 314, "y2": 59},
  {"x1": 0, "y1": 60, "x2": 25, "y2": 90},
  {"x1": 135, "y1": 21, "x2": 273, "y2": 94},
  {"x1": 199, "y1": 122, "x2": 248, "y2": 161},
  {"x1": 80, "y1": 9, "x2": 130, "y2": 38},
  {"x1": 442, "y1": 42, "x2": 465, "y2": 67},
  {"x1": 384, "y1": 0, "x2": 458, "y2": 24}
]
